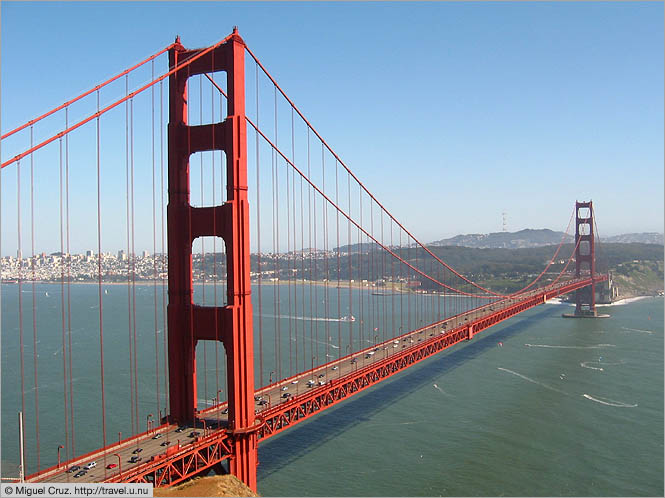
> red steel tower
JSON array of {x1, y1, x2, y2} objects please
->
[
  {"x1": 167, "y1": 29, "x2": 258, "y2": 489},
  {"x1": 573, "y1": 200, "x2": 596, "y2": 316}
]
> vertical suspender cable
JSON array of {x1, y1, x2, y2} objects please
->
[
  {"x1": 390, "y1": 219, "x2": 394, "y2": 341},
  {"x1": 186, "y1": 65, "x2": 197, "y2": 416},
  {"x1": 18, "y1": 158, "x2": 28, "y2": 467},
  {"x1": 255, "y1": 62, "x2": 263, "y2": 387},
  {"x1": 96, "y1": 88, "x2": 108, "y2": 464},
  {"x1": 286, "y1": 113, "x2": 293, "y2": 378},
  {"x1": 291, "y1": 108, "x2": 298, "y2": 379},
  {"x1": 335, "y1": 159, "x2": 341, "y2": 362},
  {"x1": 380, "y1": 210, "x2": 385, "y2": 344},
  {"x1": 152, "y1": 60, "x2": 161, "y2": 420},
  {"x1": 65, "y1": 109, "x2": 75, "y2": 461},
  {"x1": 130, "y1": 96, "x2": 140, "y2": 434},
  {"x1": 307, "y1": 128, "x2": 314, "y2": 371},
  {"x1": 322, "y1": 144, "x2": 329, "y2": 366},
  {"x1": 58, "y1": 143, "x2": 70, "y2": 465},
  {"x1": 160, "y1": 79, "x2": 169, "y2": 419},
  {"x1": 271, "y1": 90, "x2": 278, "y2": 383},
  {"x1": 273, "y1": 86, "x2": 282, "y2": 381},
  {"x1": 347, "y1": 172, "x2": 352, "y2": 357},
  {"x1": 301, "y1": 157, "x2": 306, "y2": 373},
  {"x1": 200, "y1": 74, "x2": 208, "y2": 404},
  {"x1": 29, "y1": 127, "x2": 41, "y2": 472},
  {"x1": 125, "y1": 75, "x2": 135, "y2": 435},
  {"x1": 210, "y1": 64, "x2": 220, "y2": 418},
  {"x1": 358, "y1": 188, "x2": 363, "y2": 349}
]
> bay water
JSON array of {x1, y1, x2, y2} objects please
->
[{"x1": 1, "y1": 283, "x2": 662, "y2": 496}]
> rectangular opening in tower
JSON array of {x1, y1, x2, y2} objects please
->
[
  {"x1": 192, "y1": 236, "x2": 228, "y2": 307},
  {"x1": 189, "y1": 151, "x2": 228, "y2": 207}
]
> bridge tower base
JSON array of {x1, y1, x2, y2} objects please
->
[{"x1": 561, "y1": 200, "x2": 609, "y2": 319}]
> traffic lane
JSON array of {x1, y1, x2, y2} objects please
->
[{"x1": 41, "y1": 425, "x2": 198, "y2": 483}]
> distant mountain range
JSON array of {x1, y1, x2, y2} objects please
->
[
  {"x1": 428, "y1": 229, "x2": 663, "y2": 249},
  {"x1": 601, "y1": 233, "x2": 664, "y2": 245}
]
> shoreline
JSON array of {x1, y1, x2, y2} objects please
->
[{"x1": 4, "y1": 281, "x2": 663, "y2": 305}]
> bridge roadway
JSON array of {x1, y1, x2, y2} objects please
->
[{"x1": 30, "y1": 277, "x2": 598, "y2": 484}]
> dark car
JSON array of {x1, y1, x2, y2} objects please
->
[
  {"x1": 132, "y1": 448, "x2": 143, "y2": 454},
  {"x1": 152, "y1": 433, "x2": 162, "y2": 440},
  {"x1": 67, "y1": 465, "x2": 80, "y2": 473},
  {"x1": 317, "y1": 374, "x2": 325, "y2": 378},
  {"x1": 74, "y1": 470, "x2": 86, "y2": 478},
  {"x1": 222, "y1": 408, "x2": 228, "y2": 414},
  {"x1": 160, "y1": 440, "x2": 171, "y2": 447},
  {"x1": 175, "y1": 426, "x2": 187, "y2": 433},
  {"x1": 129, "y1": 456, "x2": 142, "y2": 464},
  {"x1": 281, "y1": 392, "x2": 291, "y2": 399},
  {"x1": 188, "y1": 431, "x2": 200, "y2": 438},
  {"x1": 258, "y1": 399, "x2": 268, "y2": 406}
]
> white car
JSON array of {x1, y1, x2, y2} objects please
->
[
  {"x1": 84, "y1": 461, "x2": 96, "y2": 470},
  {"x1": 291, "y1": 380, "x2": 298, "y2": 384}
]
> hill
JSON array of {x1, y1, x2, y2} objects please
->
[
  {"x1": 428, "y1": 229, "x2": 663, "y2": 249},
  {"x1": 153, "y1": 474, "x2": 257, "y2": 497}
]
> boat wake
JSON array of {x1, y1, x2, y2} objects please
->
[
  {"x1": 621, "y1": 327, "x2": 653, "y2": 334},
  {"x1": 432, "y1": 383, "x2": 451, "y2": 396},
  {"x1": 525, "y1": 343, "x2": 615, "y2": 349},
  {"x1": 583, "y1": 394, "x2": 637, "y2": 408},
  {"x1": 260, "y1": 313, "x2": 354, "y2": 323},
  {"x1": 497, "y1": 367, "x2": 568, "y2": 395},
  {"x1": 580, "y1": 359, "x2": 624, "y2": 371}
]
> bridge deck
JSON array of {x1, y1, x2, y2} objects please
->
[{"x1": 28, "y1": 276, "x2": 605, "y2": 486}]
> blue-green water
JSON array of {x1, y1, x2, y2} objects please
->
[{"x1": 2, "y1": 283, "x2": 663, "y2": 496}]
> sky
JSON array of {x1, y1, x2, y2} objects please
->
[{"x1": 1, "y1": 1, "x2": 663, "y2": 256}]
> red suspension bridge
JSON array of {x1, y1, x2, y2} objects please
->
[{"x1": 1, "y1": 29, "x2": 608, "y2": 492}]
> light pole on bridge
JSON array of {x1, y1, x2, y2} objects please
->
[
  {"x1": 57, "y1": 444, "x2": 63, "y2": 469},
  {"x1": 216, "y1": 389, "x2": 223, "y2": 429},
  {"x1": 113, "y1": 453, "x2": 121, "y2": 477}
]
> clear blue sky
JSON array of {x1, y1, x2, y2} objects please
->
[{"x1": 1, "y1": 1, "x2": 663, "y2": 255}]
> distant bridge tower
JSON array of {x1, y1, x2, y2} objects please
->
[
  {"x1": 573, "y1": 200, "x2": 597, "y2": 316},
  {"x1": 167, "y1": 29, "x2": 258, "y2": 490}
]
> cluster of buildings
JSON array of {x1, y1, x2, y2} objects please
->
[{"x1": 1, "y1": 250, "x2": 167, "y2": 283}]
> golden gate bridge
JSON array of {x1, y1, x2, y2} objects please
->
[{"x1": 1, "y1": 29, "x2": 607, "y2": 491}]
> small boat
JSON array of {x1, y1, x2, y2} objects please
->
[{"x1": 339, "y1": 315, "x2": 356, "y2": 322}]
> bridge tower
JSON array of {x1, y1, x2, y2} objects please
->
[
  {"x1": 573, "y1": 200, "x2": 597, "y2": 316},
  {"x1": 167, "y1": 29, "x2": 258, "y2": 489}
]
